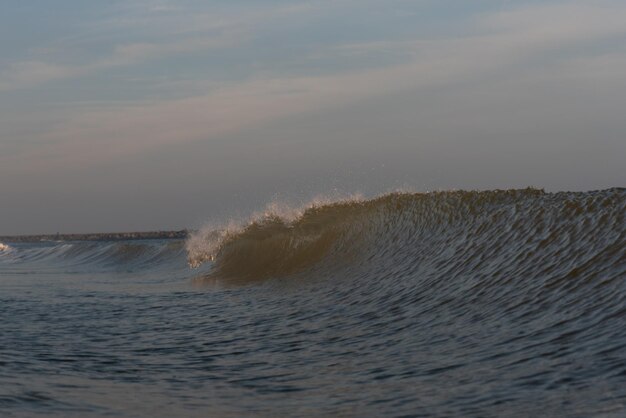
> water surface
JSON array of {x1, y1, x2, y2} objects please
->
[{"x1": 1, "y1": 189, "x2": 625, "y2": 417}]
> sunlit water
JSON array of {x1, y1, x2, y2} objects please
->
[{"x1": 1, "y1": 189, "x2": 625, "y2": 417}]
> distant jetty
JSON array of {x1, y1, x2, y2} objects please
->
[{"x1": 0, "y1": 230, "x2": 189, "y2": 243}]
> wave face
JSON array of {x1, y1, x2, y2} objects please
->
[{"x1": 187, "y1": 188, "x2": 626, "y2": 285}]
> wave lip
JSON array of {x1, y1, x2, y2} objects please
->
[{"x1": 186, "y1": 188, "x2": 626, "y2": 284}]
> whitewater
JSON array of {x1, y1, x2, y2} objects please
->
[{"x1": 1, "y1": 188, "x2": 625, "y2": 417}]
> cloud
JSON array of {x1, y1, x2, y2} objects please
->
[
  {"x1": 98, "y1": 31, "x2": 245, "y2": 67},
  {"x1": 0, "y1": 61, "x2": 79, "y2": 91},
  {"x1": 0, "y1": 1, "x2": 322, "y2": 91},
  {"x1": 0, "y1": 33, "x2": 242, "y2": 91},
  {"x1": 3, "y1": 1, "x2": 626, "y2": 173}
]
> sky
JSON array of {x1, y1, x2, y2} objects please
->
[{"x1": 1, "y1": 0, "x2": 625, "y2": 234}]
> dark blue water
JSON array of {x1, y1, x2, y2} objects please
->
[{"x1": 1, "y1": 189, "x2": 625, "y2": 417}]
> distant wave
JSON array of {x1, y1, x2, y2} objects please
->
[
  {"x1": 0, "y1": 239, "x2": 186, "y2": 272},
  {"x1": 186, "y1": 188, "x2": 626, "y2": 284}
]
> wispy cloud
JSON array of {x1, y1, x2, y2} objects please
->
[
  {"x1": 0, "y1": 61, "x2": 80, "y2": 90},
  {"x1": 0, "y1": 1, "x2": 322, "y2": 91},
  {"x1": 3, "y1": 1, "x2": 626, "y2": 173},
  {"x1": 0, "y1": 33, "x2": 241, "y2": 91}
]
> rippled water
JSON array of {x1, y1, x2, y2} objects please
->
[{"x1": 1, "y1": 189, "x2": 625, "y2": 417}]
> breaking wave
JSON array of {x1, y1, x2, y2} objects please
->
[
  {"x1": 186, "y1": 188, "x2": 625, "y2": 284},
  {"x1": 0, "y1": 242, "x2": 12, "y2": 253}
]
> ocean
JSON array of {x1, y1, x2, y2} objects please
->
[{"x1": 1, "y1": 188, "x2": 625, "y2": 417}]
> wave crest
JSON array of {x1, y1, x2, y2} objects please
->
[{"x1": 185, "y1": 195, "x2": 372, "y2": 279}]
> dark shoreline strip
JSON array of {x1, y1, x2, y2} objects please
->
[{"x1": 0, "y1": 230, "x2": 190, "y2": 243}]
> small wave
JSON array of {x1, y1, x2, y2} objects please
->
[{"x1": 0, "y1": 239, "x2": 186, "y2": 272}]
